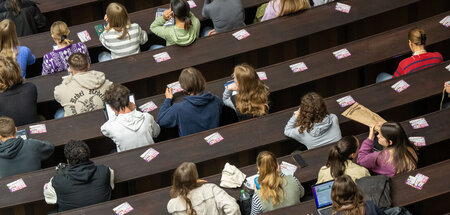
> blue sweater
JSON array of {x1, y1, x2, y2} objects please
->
[
  {"x1": 158, "y1": 93, "x2": 222, "y2": 136},
  {"x1": 17, "y1": 46, "x2": 36, "y2": 78}
]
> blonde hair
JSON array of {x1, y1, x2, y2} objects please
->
[
  {"x1": 234, "y1": 64, "x2": 270, "y2": 117},
  {"x1": 51, "y1": 21, "x2": 73, "y2": 46},
  {"x1": 170, "y1": 162, "x2": 205, "y2": 215},
  {"x1": 0, "y1": 56, "x2": 23, "y2": 92},
  {"x1": 276, "y1": 0, "x2": 310, "y2": 17},
  {"x1": 106, "y1": 2, "x2": 131, "y2": 39},
  {"x1": 408, "y1": 28, "x2": 426, "y2": 46},
  {"x1": 257, "y1": 151, "x2": 284, "y2": 206},
  {"x1": 0, "y1": 19, "x2": 19, "y2": 59}
]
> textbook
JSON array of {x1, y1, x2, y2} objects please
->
[{"x1": 155, "y1": 8, "x2": 175, "y2": 26}]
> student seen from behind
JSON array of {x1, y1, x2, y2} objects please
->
[
  {"x1": 201, "y1": 0, "x2": 245, "y2": 36},
  {"x1": 0, "y1": 0, "x2": 46, "y2": 36},
  {"x1": 101, "y1": 84, "x2": 160, "y2": 152},
  {"x1": 260, "y1": 0, "x2": 310, "y2": 22},
  {"x1": 0, "y1": 116, "x2": 54, "y2": 178}
]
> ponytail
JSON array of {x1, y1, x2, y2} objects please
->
[
  {"x1": 326, "y1": 136, "x2": 358, "y2": 179},
  {"x1": 171, "y1": 0, "x2": 192, "y2": 31},
  {"x1": 184, "y1": 16, "x2": 192, "y2": 31}
]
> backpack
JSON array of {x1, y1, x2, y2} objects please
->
[{"x1": 356, "y1": 175, "x2": 392, "y2": 209}]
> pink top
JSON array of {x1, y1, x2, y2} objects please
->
[
  {"x1": 357, "y1": 138, "x2": 395, "y2": 177},
  {"x1": 261, "y1": 0, "x2": 280, "y2": 22}
]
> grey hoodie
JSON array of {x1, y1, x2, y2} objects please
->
[
  {"x1": 101, "y1": 110, "x2": 160, "y2": 152},
  {"x1": 0, "y1": 137, "x2": 54, "y2": 178},
  {"x1": 54, "y1": 70, "x2": 113, "y2": 117},
  {"x1": 284, "y1": 113, "x2": 342, "y2": 149}
]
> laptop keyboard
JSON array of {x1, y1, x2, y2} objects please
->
[{"x1": 319, "y1": 207, "x2": 333, "y2": 215}]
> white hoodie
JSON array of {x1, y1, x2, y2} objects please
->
[{"x1": 101, "y1": 110, "x2": 160, "y2": 152}]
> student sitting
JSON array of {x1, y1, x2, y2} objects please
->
[
  {"x1": 0, "y1": 19, "x2": 35, "y2": 78},
  {"x1": 98, "y1": 2, "x2": 148, "y2": 62},
  {"x1": 357, "y1": 122, "x2": 418, "y2": 177},
  {"x1": 101, "y1": 84, "x2": 160, "y2": 152},
  {"x1": 201, "y1": 0, "x2": 245, "y2": 36},
  {"x1": 42, "y1": 21, "x2": 90, "y2": 76},
  {"x1": 0, "y1": 0, "x2": 46, "y2": 37},
  {"x1": 317, "y1": 136, "x2": 370, "y2": 184},
  {"x1": 376, "y1": 28, "x2": 443, "y2": 82},
  {"x1": 332, "y1": 175, "x2": 386, "y2": 215},
  {"x1": 284, "y1": 92, "x2": 342, "y2": 150},
  {"x1": 0, "y1": 116, "x2": 54, "y2": 178},
  {"x1": 150, "y1": 0, "x2": 200, "y2": 49},
  {"x1": 250, "y1": 151, "x2": 304, "y2": 214},
  {"x1": 0, "y1": 56, "x2": 38, "y2": 126},
  {"x1": 223, "y1": 64, "x2": 269, "y2": 121},
  {"x1": 43, "y1": 140, "x2": 114, "y2": 212},
  {"x1": 158, "y1": 67, "x2": 222, "y2": 136},
  {"x1": 54, "y1": 53, "x2": 113, "y2": 118},
  {"x1": 167, "y1": 162, "x2": 241, "y2": 215},
  {"x1": 261, "y1": 0, "x2": 310, "y2": 22}
]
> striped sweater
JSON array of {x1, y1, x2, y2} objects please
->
[
  {"x1": 99, "y1": 23, "x2": 148, "y2": 59},
  {"x1": 394, "y1": 52, "x2": 443, "y2": 77}
]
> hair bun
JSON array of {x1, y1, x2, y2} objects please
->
[{"x1": 420, "y1": 34, "x2": 426, "y2": 45}]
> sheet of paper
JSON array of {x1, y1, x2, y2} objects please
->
[
  {"x1": 7, "y1": 178, "x2": 27, "y2": 192},
  {"x1": 139, "y1": 101, "x2": 158, "y2": 113},
  {"x1": 408, "y1": 137, "x2": 426, "y2": 147},
  {"x1": 77, "y1": 30, "x2": 91, "y2": 43},
  {"x1": 167, "y1": 81, "x2": 184, "y2": 94},
  {"x1": 336, "y1": 95, "x2": 356, "y2": 107},
  {"x1": 244, "y1": 174, "x2": 259, "y2": 190},
  {"x1": 232, "y1": 29, "x2": 250, "y2": 40},
  {"x1": 335, "y1": 2, "x2": 351, "y2": 13},
  {"x1": 257, "y1": 71, "x2": 267, "y2": 80},
  {"x1": 439, "y1": 15, "x2": 450, "y2": 27},
  {"x1": 280, "y1": 161, "x2": 297, "y2": 176},
  {"x1": 113, "y1": 202, "x2": 134, "y2": 215},
  {"x1": 187, "y1": 0, "x2": 197, "y2": 8},
  {"x1": 289, "y1": 62, "x2": 308, "y2": 73},
  {"x1": 333, "y1": 48, "x2": 351, "y2": 60},
  {"x1": 29, "y1": 124, "x2": 47, "y2": 134},
  {"x1": 445, "y1": 64, "x2": 450, "y2": 71},
  {"x1": 391, "y1": 80, "x2": 410, "y2": 93},
  {"x1": 409, "y1": 118, "x2": 429, "y2": 129},
  {"x1": 155, "y1": 8, "x2": 175, "y2": 26},
  {"x1": 153, "y1": 52, "x2": 171, "y2": 63},
  {"x1": 94, "y1": 24, "x2": 105, "y2": 36},
  {"x1": 204, "y1": 132, "x2": 224, "y2": 145},
  {"x1": 15, "y1": 129, "x2": 27, "y2": 140},
  {"x1": 140, "y1": 148, "x2": 160, "y2": 162}
]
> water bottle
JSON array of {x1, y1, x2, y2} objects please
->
[{"x1": 240, "y1": 189, "x2": 250, "y2": 200}]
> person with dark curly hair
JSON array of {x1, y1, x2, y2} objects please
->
[
  {"x1": 284, "y1": 92, "x2": 341, "y2": 149},
  {"x1": 43, "y1": 140, "x2": 114, "y2": 212}
]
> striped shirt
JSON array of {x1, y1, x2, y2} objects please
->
[
  {"x1": 250, "y1": 174, "x2": 303, "y2": 215},
  {"x1": 394, "y1": 52, "x2": 443, "y2": 77},
  {"x1": 99, "y1": 23, "x2": 148, "y2": 59}
]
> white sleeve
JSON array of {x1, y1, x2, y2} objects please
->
[
  {"x1": 109, "y1": 168, "x2": 115, "y2": 190},
  {"x1": 149, "y1": 114, "x2": 161, "y2": 138},
  {"x1": 212, "y1": 184, "x2": 241, "y2": 215},
  {"x1": 43, "y1": 177, "x2": 57, "y2": 204},
  {"x1": 223, "y1": 88, "x2": 236, "y2": 110}
]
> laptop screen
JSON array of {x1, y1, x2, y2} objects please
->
[{"x1": 312, "y1": 180, "x2": 334, "y2": 209}]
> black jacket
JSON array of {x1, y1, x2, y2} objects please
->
[
  {"x1": 0, "y1": 137, "x2": 54, "y2": 178},
  {"x1": 0, "y1": 0, "x2": 46, "y2": 36},
  {"x1": 0, "y1": 82, "x2": 39, "y2": 126}
]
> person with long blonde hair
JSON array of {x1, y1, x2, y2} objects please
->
[
  {"x1": 42, "y1": 21, "x2": 90, "y2": 75},
  {"x1": 0, "y1": 0, "x2": 46, "y2": 36},
  {"x1": 284, "y1": 92, "x2": 342, "y2": 149},
  {"x1": 0, "y1": 19, "x2": 35, "y2": 78},
  {"x1": 261, "y1": 0, "x2": 309, "y2": 22},
  {"x1": 98, "y1": 2, "x2": 148, "y2": 62},
  {"x1": 223, "y1": 63, "x2": 269, "y2": 121},
  {"x1": 331, "y1": 175, "x2": 386, "y2": 215},
  {"x1": 167, "y1": 162, "x2": 240, "y2": 215},
  {"x1": 250, "y1": 151, "x2": 304, "y2": 214}
]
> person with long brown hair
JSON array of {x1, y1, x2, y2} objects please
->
[
  {"x1": 167, "y1": 162, "x2": 240, "y2": 215},
  {"x1": 250, "y1": 151, "x2": 304, "y2": 214},
  {"x1": 284, "y1": 92, "x2": 342, "y2": 149},
  {"x1": 317, "y1": 136, "x2": 370, "y2": 184},
  {"x1": 0, "y1": 19, "x2": 35, "y2": 78},
  {"x1": 331, "y1": 175, "x2": 386, "y2": 215},
  {"x1": 357, "y1": 122, "x2": 418, "y2": 177},
  {"x1": 260, "y1": 0, "x2": 309, "y2": 22},
  {"x1": 223, "y1": 63, "x2": 269, "y2": 121},
  {"x1": 0, "y1": 0, "x2": 46, "y2": 36},
  {"x1": 42, "y1": 21, "x2": 90, "y2": 75}
]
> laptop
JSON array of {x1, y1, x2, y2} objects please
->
[{"x1": 312, "y1": 180, "x2": 334, "y2": 215}]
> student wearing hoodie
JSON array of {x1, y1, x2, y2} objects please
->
[
  {"x1": 54, "y1": 53, "x2": 113, "y2": 118},
  {"x1": 44, "y1": 140, "x2": 114, "y2": 212},
  {"x1": 101, "y1": 84, "x2": 160, "y2": 152},
  {"x1": 284, "y1": 92, "x2": 341, "y2": 149},
  {"x1": 158, "y1": 67, "x2": 222, "y2": 136},
  {"x1": 0, "y1": 116, "x2": 54, "y2": 178}
]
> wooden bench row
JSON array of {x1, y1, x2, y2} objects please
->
[
  {"x1": 2, "y1": 62, "x2": 448, "y2": 209},
  {"x1": 59, "y1": 108, "x2": 450, "y2": 214},
  {"x1": 28, "y1": 0, "x2": 421, "y2": 103},
  {"x1": 17, "y1": 12, "x2": 450, "y2": 149}
]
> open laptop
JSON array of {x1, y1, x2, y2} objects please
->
[{"x1": 312, "y1": 180, "x2": 334, "y2": 215}]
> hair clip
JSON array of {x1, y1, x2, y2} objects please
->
[
  {"x1": 420, "y1": 34, "x2": 426, "y2": 45},
  {"x1": 61, "y1": 35, "x2": 67, "y2": 43}
]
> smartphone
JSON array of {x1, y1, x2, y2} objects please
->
[
  {"x1": 254, "y1": 177, "x2": 260, "y2": 190},
  {"x1": 292, "y1": 153, "x2": 308, "y2": 168},
  {"x1": 224, "y1": 80, "x2": 235, "y2": 87}
]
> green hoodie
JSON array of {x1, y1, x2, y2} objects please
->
[{"x1": 150, "y1": 12, "x2": 200, "y2": 46}]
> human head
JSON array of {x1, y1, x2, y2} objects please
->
[
  {"x1": 257, "y1": 151, "x2": 284, "y2": 205},
  {"x1": 408, "y1": 28, "x2": 426, "y2": 51},
  {"x1": 295, "y1": 92, "x2": 329, "y2": 133},
  {"x1": 0, "y1": 56, "x2": 23, "y2": 92},
  {"x1": 331, "y1": 175, "x2": 365, "y2": 214},
  {"x1": 104, "y1": 84, "x2": 131, "y2": 112},
  {"x1": 68, "y1": 53, "x2": 89, "y2": 74},
  {"x1": 326, "y1": 136, "x2": 359, "y2": 178},
  {"x1": 179, "y1": 67, "x2": 205, "y2": 95},
  {"x1": 106, "y1": 2, "x2": 131, "y2": 39},
  {"x1": 170, "y1": 0, "x2": 192, "y2": 31},
  {"x1": 278, "y1": 0, "x2": 310, "y2": 17},
  {"x1": 0, "y1": 19, "x2": 19, "y2": 58},
  {"x1": 233, "y1": 63, "x2": 269, "y2": 117},
  {"x1": 64, "y1": 140, "x2": 90, "y2": 165},
  {"x1": 0, "y1": 116, "x2": 16, "y2": 139},
  {"x1": 170, "y1": 162, "x2": 202, "y2": 215},
  {"x1": 50, "y1": 21, "x2": 72, "y2": 46},
  {"x1": 377, "y1": 122, "x2": 417, "y2": 173}
]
